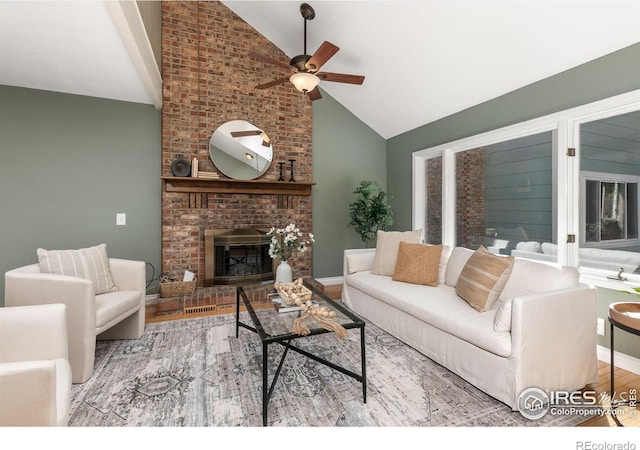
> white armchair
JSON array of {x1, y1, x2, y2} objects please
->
[
  {"x1": 5, "y1": 258, "x2": 146, "y2": 383},
  {"x1": 0, "y1": 303, "x2": 72, "y2": 426}
]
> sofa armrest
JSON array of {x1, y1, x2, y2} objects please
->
[
  {"x1": 108, "y1": 258, "x2": 146, "y2": 294},
  {"x1": 343, "y1": 248, "x2": 377, "y2": 276},
  {"x1": 510, "y1": 285, "x2": 598, "y2": 397},
  {"x1": 0, "y1": 304, "x2": 69, "y2": 363}
]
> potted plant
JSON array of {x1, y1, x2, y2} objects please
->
[{"x1": 348, "y1": 180, "x2": 393, "y2": 247}]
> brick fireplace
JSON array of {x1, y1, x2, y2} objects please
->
[{"x1": 159, "y1": 1, "x2": 313, "y2": 312}]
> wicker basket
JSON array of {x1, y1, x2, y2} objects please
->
[{"x1": 159, "y1": 278, "x2": 197, "y2": 298}]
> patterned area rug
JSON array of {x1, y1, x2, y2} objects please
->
[{"x1": 70, "y1": 313, "x2": 587, "y2": 427}]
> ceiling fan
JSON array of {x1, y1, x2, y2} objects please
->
[
  {"x1": 249, "y1": 3, "x2": 365, "y2": 101},
  {"x1": 230, "y1": 129, "x2": 271, "y2": 147}
]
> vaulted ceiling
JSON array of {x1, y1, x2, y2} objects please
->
[{"x1": 0, "y1": 1, "x2": 638, "y2": 139}]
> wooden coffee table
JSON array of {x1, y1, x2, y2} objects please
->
[{"x1": 235, "y1": 279, "x2": 367, "y2": 426}]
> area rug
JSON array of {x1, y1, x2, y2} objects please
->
[{"x1": 70, "y1": 313, "x2": 587, "y2": 427}]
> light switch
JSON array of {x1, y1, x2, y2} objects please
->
[{"x1": 116, "y1": 213, "x2": 126, "y2": 226}]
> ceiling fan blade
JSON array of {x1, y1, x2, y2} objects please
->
[
  {"x1": 305, "y1": 41, "x2": 339, "y2": 72},
  {"x1": 307, "y1": 87, "x2": 322, "y2": 101},
  {"x1": 255, "y1": 76, "x2": 290, "y2": 90},
  {"x1": 249, "y1": 52, "x2": 291, "y2": 70},
  {"x1": 231, "y1": 130, "x2": 262, "y2": 137},
  {"x1": 262, "y1": 140, "x2": 271, "y2": 147},
  {"x1": 317, "y1": 72, "x2": 365, "y2": 85}
]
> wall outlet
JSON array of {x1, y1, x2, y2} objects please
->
[
  {"x1": 116, "y1": 213, "x2": 126, "y2": 226},
  {"x1": 597, "y1": 318, "x2": 605, "y2": 336}
]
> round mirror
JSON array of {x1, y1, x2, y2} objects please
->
[{"x1": 209, "y1": 120, "x2": 273, "y2": 180}]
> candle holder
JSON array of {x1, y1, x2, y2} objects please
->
[
  {"x1": 289, "y1": 159, "x2": 296, "y2": 182},
  {"x1": 277, "y1": 162, "x2": 285, "y2": 181}
]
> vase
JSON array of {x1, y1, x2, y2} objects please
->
[{"x1": 275, "y1": 260, "x2": 293, "y2": 283}]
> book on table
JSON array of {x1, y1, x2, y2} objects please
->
[{"x1": 272, "y1": 297, "x2": 318, "y2": 313}]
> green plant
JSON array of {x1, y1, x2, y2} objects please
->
[{"x1": 348, "y1": 180, "x2": 393, "y2": 247}]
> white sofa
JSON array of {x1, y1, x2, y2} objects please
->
[
  {"x1": 342, "y1": 246, "x2": 599, "y2": 410},
  {"x1": 5, "y1": 258, "x2": 146, "y2": 383},
  {"x1": 511, "y1": 241, "x2": 640, "y2": 274}
]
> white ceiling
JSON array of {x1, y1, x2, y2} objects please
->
[
  {"x1": 0, "y1": 1, "x2": 153, "y2": 105},
  {"x1": 0, "y1": 1, "x2": 639, "y2": 139}
]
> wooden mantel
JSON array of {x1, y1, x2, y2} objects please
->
[{"x1": 161, "y1": 177, "x2": 314, "y2": 196}]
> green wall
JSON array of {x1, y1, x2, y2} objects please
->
[
  {"x1": 312, "y1": 88, "x2": 387, "y2": 278},
  {"x1": 0, "y1": 86, "x2": 162, "y2": 305}
]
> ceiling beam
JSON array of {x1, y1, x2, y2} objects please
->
[{"x1": 104, "y1": 0, "x2": 162, "y2": 110}]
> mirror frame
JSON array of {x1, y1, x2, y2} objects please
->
[{"x1": 209, "y1": 120, "x2": 273, "y2": 180}]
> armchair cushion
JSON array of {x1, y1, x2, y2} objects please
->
[{"x1": 37, "y1": 243, "x2": 117, "y2": 295}]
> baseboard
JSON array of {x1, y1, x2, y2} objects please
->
[
  {"x1": 597, "y1": 345, "x2": 640, "y2": 375},
  {"x1": 316, "y1": 276, "x2": 343, "y2": 287}
]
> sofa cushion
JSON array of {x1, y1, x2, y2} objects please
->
[
  {"x1": 372, "y1": 229, "x2": 423, "y2": 276},
  {"x1": 346, "y1": 251, "x2": 375, "y2": 274},
  {"x1": 37, "y1": 243, "x2": 118, "y2": 295},
  {"x1": 392, "y1": 242, "x2": 442, "y2": 286},
  {"x1": 493, "y1": 260, "x2": 579, "y2": 332},
  {"x1": 444, "y1": 247, "x2": 474, "y2": 287},
  {"x1": 455, "y1": 246, "x2": 514, "y2": 312},
  {"x1": 346, "y1": 271, "x2": 512, "y2": 357},
  {"x1": 95, "y1": 290, "x2": 141, "y2": 329}
]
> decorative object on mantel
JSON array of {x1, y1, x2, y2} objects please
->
[
  {"x1": 209, "y1": 120, "x2": 273, "y2": 180},
  {"x1": 191, "y1": 158, "x2": 199, "y2": 178},
  {"x1": 171, "y1": 155, "x2": 192, "y2": 177},
  {"x1": 348, "y1": 180, "x2": 394, "y2": 247},
  {"x1": 267, "y1": 223, "x2": 315, "y2": 283},
  {"x1": 277, "y1": 162, "x2": 285, "y2": 181},
  {"x1": 288, "y1": 159, "x2": 296, "y2": 182},
  {"x1": 274, "y1": 278, "x2": 346, "y2": 339},
  {"x1": 197, "y1": 171, "x2": 220, "y2": 179}
]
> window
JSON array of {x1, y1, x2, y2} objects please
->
[
  {"x1": 413, "y1": 89, "x2": 640, "y2": 286},
  {"x1": 582, "y1": 173, "x2": 639, "y2": 244}
]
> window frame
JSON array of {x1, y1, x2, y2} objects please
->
[{"x1": 413, "y1": 89, "x2": 640, "y2": 289}]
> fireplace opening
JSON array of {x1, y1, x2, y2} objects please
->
[{"x1": 204, "y1": 228, "x2": 273, "y2": 285}]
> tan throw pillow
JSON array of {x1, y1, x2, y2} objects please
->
[
  {"x1": 455, "y1": 246, "x2": 514, "y2": 312},
  {"x1": 372, "y1": 229, "x2": 423, "y2": 276},
  {"x1": 37, "y1": 243, "x2": 118, "y2": 295},
  {"x1": 392, "y1": 242, "x2": 442, "y2": 286}
]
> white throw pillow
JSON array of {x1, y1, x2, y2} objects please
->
[
  {"x1": 371, "y1": 229, "x2": 423, "y2": 276},
  {"x1": 346, "y1": 251, "x2": 375, "y2": 274},
  {"x1": 37, "y1": 243, "x2": 118, "y2": 295},
  {"x1": 493, "y1": 260, "x2": 579, "y2": 332}
]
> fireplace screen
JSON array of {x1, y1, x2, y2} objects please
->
[{"x1": 205, "y1": 229, "x2": 273, "y2": 285}]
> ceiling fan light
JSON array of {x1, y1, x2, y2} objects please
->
[{"x1": 290, "y1": 72, "x2": 320, "y2": 93}]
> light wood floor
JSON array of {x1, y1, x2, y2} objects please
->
[{"x1": 578, "y1": 360, "x2": 639, "y2": 427}]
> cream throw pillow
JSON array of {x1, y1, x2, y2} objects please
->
[
  {"x1": 392, "y1": 242, "x2": 442, "y2": 286},
  {"x1": 371, "y1": 229, "x2": 423, "y2": 276},
  {"x1": 37, "y1": 243, "x2": 118, "y2": 295},
  {"x1": 455, "y1": 246, "x2": 514, "y2": 312}
]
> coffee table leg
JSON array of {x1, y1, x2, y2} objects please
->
[
  {"x1": 361, "y1": 325, "x2": 367, "y2": 403},
  {"x1": 262, "y1": 341, "x2": 268, "y2": 426},
  {"x1": 235, "y1": 288, "x2": 240, "y2": 338}
]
